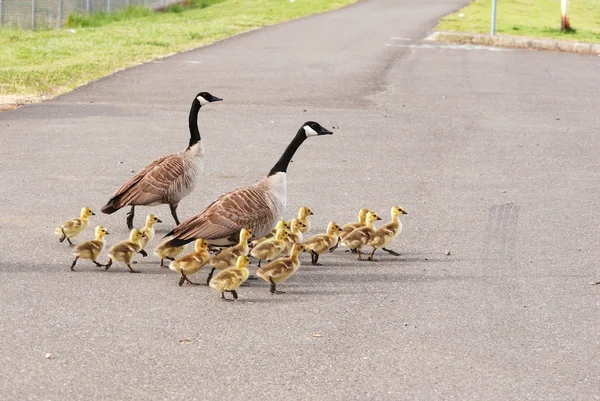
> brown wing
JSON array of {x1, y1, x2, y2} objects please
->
[
  {"x1": 102, "y1": 153, "x2": 186, "y2": 210},
  {"x1": 168, "y1": 183, "x2": 273, "y2": 244}
]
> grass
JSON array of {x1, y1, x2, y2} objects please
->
[
  {"x1": 437, "y1": 0, "x2": 600, "y2": 43},
  {"x1": 0, "y1": 0, "x2": 356, "y2": 98}
]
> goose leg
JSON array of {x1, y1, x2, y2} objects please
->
[
  {"x1": 221, "y1": 292, "x2": 234, "y2": 302},
  {"x1": 67, "y1": 238, "x2": 75, "y2": 246},
  {"x1": 127, "y1": 264, "x2": 140, "y2": 273},
  {"x1": 104, "y1": 258, "x2": 113, "y2": 270},
  {"x1": 311, "y1": 252, "x2": 321, "y2": 266},
  {"x1": 93, "y1": 260, "x2": 104, "y2": 268},
  {"x1": 367, "y1": 248, "x2": 377, "y2": 261},
  {"x1": 59, "y1": 228, "x2": 67, "y2": 243},
  {"x1": 357, "y1": 250, "x2": 363, "y2": 261},
  {"x1": 206, "y1": 268, "x2": 216, "y2": 285},
  {"x1": 160, "y1": 259, "x2": 165, "y2": 267},
  {"x1": 329, "y1": 237, "x2": 340, "y2": 252},
  {"x1": 382, "y1": 247, "x2": 401, "y2": 256},
  {"x1": 185, "y1": 277, "x2": 200, "y2": 285},
  {"x1": 229, "y1": 290, "x2": 238, "y2": 300},
  {"x1": 70, "y1": 257, "x2": 79, "y2": 271},
  {"x1": 170, "y1": 203, "x2": 180, "y2": 225},
  {"x1": 126, "y1": 206, "x2": 135, "y2": 230},
  {"x1": 269, "y1": 277, "x2": 285, "y2": 294}
]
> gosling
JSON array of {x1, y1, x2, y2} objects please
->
[
  {"x1": 367, "y1": 205, "x2": 407, "y2": 260},
  {"x1": 55, "y1": 207, "x2": 95, "y2": 246},
  {"x1": 169, "y1": 239, "x2": 210, "y2": 286},
  {"x1": 104, "y1": 229, "x2": 147, "y2": 273},
  {"x1": 70, "y1": 225, "x2": 110, "y2": 271},
  {"x1": 255, "y1": 244, "x2": 305, "y2": 294},
  {"x1": 341, "y1": 212, "x2": 381, "y2": 261},
  {"x1": 138, "y1": 214, "x2": 162, "y2": 257},
  {"x1": 154, "y1": 240, "x2": 187, "y2": 267},
  {"x1": 302, "y1": 222, "x2": 343, "y2": 265},
  {"x1": 209, "y1": 255, "x2": 250, "y2": 301},
  {"x1": 208, "y1": 228, "x2": 253, "y2": 284},
  {"x1": 250, "y1": 228, "x2": 288, "y2": 267}
]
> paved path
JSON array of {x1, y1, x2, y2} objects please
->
[{"x1": 1, "y1": 0, "x2": 600, "y2": 399}]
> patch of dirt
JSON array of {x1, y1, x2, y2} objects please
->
[{"x1": 0, "y1": 95, "x2": 45, "y2": 112}]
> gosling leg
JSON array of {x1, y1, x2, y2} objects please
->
[
  {"x1": 382, "y1": 247, "x2": 401, "y2": 256},
  {"x1": 127, "y1": 264, "x2": 140, "y2": 273},
  {"x1": 138, "y1": 250, "x2": 148, "y2": 257},
  {"x1": 367, "y1": 248, "x2": 377, "y2": 261},
  {"x1": 329, "y1": 237, "x2": 340, "y2": 252},
  {"x1": 206, "y1": 268, "x2": 216, "y2": 285},
  {"x1": 126, "y1": 206, "x2": 135, "y2": 230},
  {"x1": 59, "y1": 228, "x2": 67, "y2": 243},
  {"x1": 67, "y1": 238, "x2": 75, "y2": 246},
  {"x1": 221, "y1": 292, "x2": 234, "y2": 302},
  {"x1": 269, "y1": 277, "x2": 285, "y2": 294},
  {"x1": 93, "y1": 260, "x2": 104, "y2": 268},
  {"x1": 229, "y1": 290, "x2": 238, "y2": 300},
  {"x1": 169, "y1": 203, "x2": 180, "y2": 226},
  {"x1": 357, "y1": 250, "x2": 363, "y2": 261},
  {"x1": 104, "y1": 258, "x2": 113, "y2": 270},
  {"x1": 70, "y1": 257, "x2": 79, "y2": 271}
]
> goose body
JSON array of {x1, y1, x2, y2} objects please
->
[
  {"x1": 250, "y1": 228, "x2": 288, "y2": 267},
  {"x1": 169, "y1": 239, "x2": 210, "y2": 286},
  {"x1": 165, "y1": 121, "x2": 333, "y2": 248},
  {"x1": 101, "y1": 92, "x2": 222, "y2": 229},
  {"x1": 341, "y1": 212, "x2": 382, "y2": 260},
  {"x1": 209, "y1": 255, "x2": 251, "y2": 301},
  {"x1": 154, "y1": 240, "x2": 187, "y2": 267},
  {"x1": 368, "y1": 206, "x2": 407, "y2": 260},
  {"x1": 104, "y1": 229, "x2": 147, "y2": 273},
  {"x1": 302, "y1": 222, "x2": 343, "y2": 265},
  {"x1": 255, "y1": 244, "x2": 305, "y2": 294},
  {"x1": 55, "y1": 207, "x2": 95, "y2": 246},
  {"x1": 70, "y1": 225, "x2": 110, "y2": 270}
]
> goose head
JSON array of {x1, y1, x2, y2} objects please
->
[
  {"x1": 195, "y1": 92, "x2": 223, "y2": 106},
  {"x1": 302, "y1": 121, "x2": 333, "y2": 137}
]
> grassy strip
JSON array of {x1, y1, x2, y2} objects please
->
[
  {"x1": 0, "y1": 0, "x2": 356, "y2": 97},
  {"x1": 437, "y1": 0, "x2": 600, "y2": 43}
]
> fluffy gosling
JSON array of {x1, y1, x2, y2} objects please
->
[
  {"x1": 286, "y1": 207, "x2": 313, "y2": 234},
  {"x1": 367, "y1": 205, "x2": 407, "y2": 260},
  {"x1": 302, "y1": 222, "x2": 343, "y2": 265},
  {"x1": 169, "y1": 239, "x2": 210, "y2": 286},
  {"x1": 209, "y1": 255, "x2": 250, "y2": 301},
  {"x1": 104, "y1": 229, "x2": 147, "y2": 273},
  {"x1": 70, "y1": 225, "x2": 110, "y2": 271},
  {"x1": 55, "y1": 207, "x2": 95, "y2": 246},
  {"x1": 154, "y1": 240, "x2": 187, "y2": 267},
  {"x1": 138, "y1": 214, "x2": 162, "y2": 256},
  {"x1": 256, "y1": 244, "x2": 305, "y2": 294},
  {"x1": 250, "y1": 228, "x2": 288, "y2": 267},
  {"x1": 341, "y1": 212, "x2": 381, "y2": 261},
  {"x1": 208, "y1": 228, "x2": 253, "y2": 284}
]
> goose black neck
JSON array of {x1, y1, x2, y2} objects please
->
[
  {"x1": 188, "y1": 99, "x2": 202, "y2": 149},
  {"x1": 268, "y1": 129, "x2": 307, "y2": 176}
]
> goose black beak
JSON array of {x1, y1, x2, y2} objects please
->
[
  {"x1": 318, "y1": 127, "x2": 333, "y2": 135},
  {"x1": 211, "y1": 96, "x2": 223, "y2": 102}
]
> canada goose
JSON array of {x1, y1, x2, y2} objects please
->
[
  {"x1": 250, "y1": 219, "x2": 288, "y2": 248},
  {"x1": 286, "y1": 207, "x2": 313, "y2": 234},
  {"x1": 169, "y1": 239, "x2": 210, "y2": 286},
  {"x1": 341, "y1": 212, "x2": 381, "y2": 260},
  {"x1": 164, "y1": 121, "x2": 333, "y2": 247},
  {"x1": 154, "y1": 240, "x2": 187, "y2": 267},
  {"x1": 104, "y1": 229, "x2": 147, "y2": 273},
  {"x1": 368, "y1": 205, "x2": 407, "y2": 261},
  {"x1": 207, "y1": 228, "x2": 253, "y2": 284},
  {"x1": 101, "y1": 92, "x2": 222, "y2": 229},
  {"x1": 209, "y1": 255, "x2": 251, "y2": 301},
  {"x1": 70, "y1": 225, "x2": 110, "y2": 271},
  {"x1": 283, "y1": 218, "x2": 306, "y2": 255},
  {"x1": 250, "y1": 228, "x2": 288, "y2": 267},
  {"x1": 55, "y1": 207, "x2": 95, "y2": 246},
  {"x1": 255, "y1": 244, "x2": 305, "y2": 294},
  {"x1": 302, "y1": 222, "x2": 343, "y2": 265},
  {"x1": 138, "y1": 214, "x2": 162, "y2": 256}
]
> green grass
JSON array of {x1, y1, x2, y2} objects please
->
[
  {"x1": 437, "y1": 0, "x2": 600, "y2": 43},
  {"x1": 0, "y1": 0, "x2": 356, "y2": 97}
]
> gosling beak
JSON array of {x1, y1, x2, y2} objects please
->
[
  {"x1": 402, "y1": 211, "x2": 408, "y2": 215},
  {"x1": 310, "y1": 212, "x2": 314, "y2": 215},
  {"x1": 105, "y1": 231, "x2": 111, "y2": 235},
  {"x1": 377, "y1": 216, "x2": 382, "y2": 220},
  {"x1": 91, "y1": 212, "x2": 96, "y2": 215},
  {"x1": 157, "y1": 219, "x2": 163, "y2": 223}
]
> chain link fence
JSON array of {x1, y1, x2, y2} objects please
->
[{"x1": 0, "y1": 0, "x2": 178, "y2": 29}]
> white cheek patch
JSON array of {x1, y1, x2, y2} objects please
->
[
  {"x1": 197, "y1": 95, "x2": 209, "y2": 106},
  {"x1": 304, "y1": 125, "x2": 319, "y2": 137}
]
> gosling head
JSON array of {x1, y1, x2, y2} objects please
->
[
  {"x1": 291, "y1": 243, "x2": 306, "y2": 256},
  {"x1": 130, "y1": 229, "x2": 146, "y2": 242},
  {"x1": 366, "y1": 212, "x2": 382, "y2": 225},
  {"x1": 290, "y1": 218, "x2": 302, "y2": 232},
  {"x1": 81, "y1": 207, "x2": 95, "y2": 218},
  {"x1": 194, "y1": 238, "x2": 209, "y2": 252},
  {"x1": 240, "y1": 228, "x2": 253, "y2": 242},
  {"x1": 299, "y1": 207, "x2": 313, "y2": 218},
  {"x1": 275, "y1": 228, "x2": 288, "y2": 240},
  {"x1": 326, "y1": 221, "x2": 342, "y2": 234},
  {"x1": 358, "y1": 208, "x2": 370, "y2": 222},
  {"x1": 95, "y1": 225, "x2": 110, "y2": 238},
  {"x1": 301, "y1": 121, "x2": 333, "y2": 137},
  {"x1": 235, "y1": 255, "x2": 250, "y2": 269},
  {"x1": 392, "y1": 205, "x2": 407, "y2": 217},
  {"x1": 196, "y1": 91, "x2": 223, "y2": 106},
  {"x1": 275, "y1": 220, "x2": 288, "y2": 231},
  {"x1": 146, "y1": 214, "x2": 163, "y2": 226}
]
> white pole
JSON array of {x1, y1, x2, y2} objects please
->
[
  {"x1": 491, "y1": 0, "x2": 497, "y2": 36},
  {"x1": 58, "y1": 0, "x2": 62, "y2": 27},
  {"x1": 32, "y1": 0, "x2": 36, "y2": 29},
  {"x1": 0, "y1": 0, "x2": 3, "y2": 27}
]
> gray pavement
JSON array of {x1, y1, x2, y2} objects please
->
[{"x1": 2, "y1": 0, "x2": 600, "y2": 399}]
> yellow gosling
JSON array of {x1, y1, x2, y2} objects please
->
[
  {"x1": 169, "y1": 239, "x2": 210, "y2": 286},
  {"x1": 286, "y1": 207, "x2": 313, "y2": 234},
  {"x1": 207, "y1": 228, "x2": 253, "y2": 284},
  {"x1": 70, "y1": 226, "x2": 110, "y2": 271},
  {"x1": 341, "y1": 212, "x2": 381, "y2": 261},
  {"x1": 209, "y1": 255, "x2": 250, "y2": 301},
  {"x1": 139, "y1": 214, "x2": 162, "y2": 255},
  {"x1": 250, "y1": 219, "x2": 288, "y2": 247},
  {"x1": 256, "y1": 244, "x2": 305, "y2": 294},
  {"x1": 339, "y1": 208, "x2": 370, "y2": 241},
  {"x1": 283, "y1": 218, "x2": 307, "y2": 255},
  {"x1": 104, "y1": 229, "x2": 147, "y2": 273},
  {"x1": 55, "y1": 207, "x2": 95, "y2": 246},
  {"x1": 154, "y1": 240, "x2": 187, "y2": 267},
  {"x1": 368, "y1": 205, "x2": 407, "y2": 261},
  {"x1": 250, "y1": 228, "x2": 288, "y2": 267},
  {"x1": 302, "y1": 222, "x2": 343, "y2": 265}
]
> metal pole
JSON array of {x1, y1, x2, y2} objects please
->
[
  {"x1": 32, "y1": 0, "x2": 36, "y2": 29},
  {"x1": 58, "y1": 0, "x2": 62, "y2": 27},
  {"x1": 107, "y1": 0, "x2": 110, "y2": 12},
  {"x1": 0, "y1": 0, "x2": 3, "y2": 27},
  {"x1": 86, "y1": 0, "x2": 90, "y2": 14},
  {"x1": 490, "y1": 0, "x2": 497, "y2": 36}
]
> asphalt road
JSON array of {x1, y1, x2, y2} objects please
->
[{"x1": 2, "y1": 0, "x2": 600, "y2": 399}]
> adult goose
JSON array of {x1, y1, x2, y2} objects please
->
[
  {"x1": 165, "y1": 121, "x2": 333, "y2": 247},
  {"x1": 101, "y1": 92, "x2": 222, "y2": 229}
]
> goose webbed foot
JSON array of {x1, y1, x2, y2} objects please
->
[
  {"x1": 382, "y1": 247, "x2": 401, "y2": 256},
  {"x1": 269, "y1": 278, "x2": 285, "y2": 294},
  {"x1": 126, "y1": 206, "x2": 135, "y2": 230},
  {"x1": 247, "y1": 274, "x2": 258, "y2": 280},
  {"x1": 104, "y1": 259, "x2": 113, "y2": 270}
]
